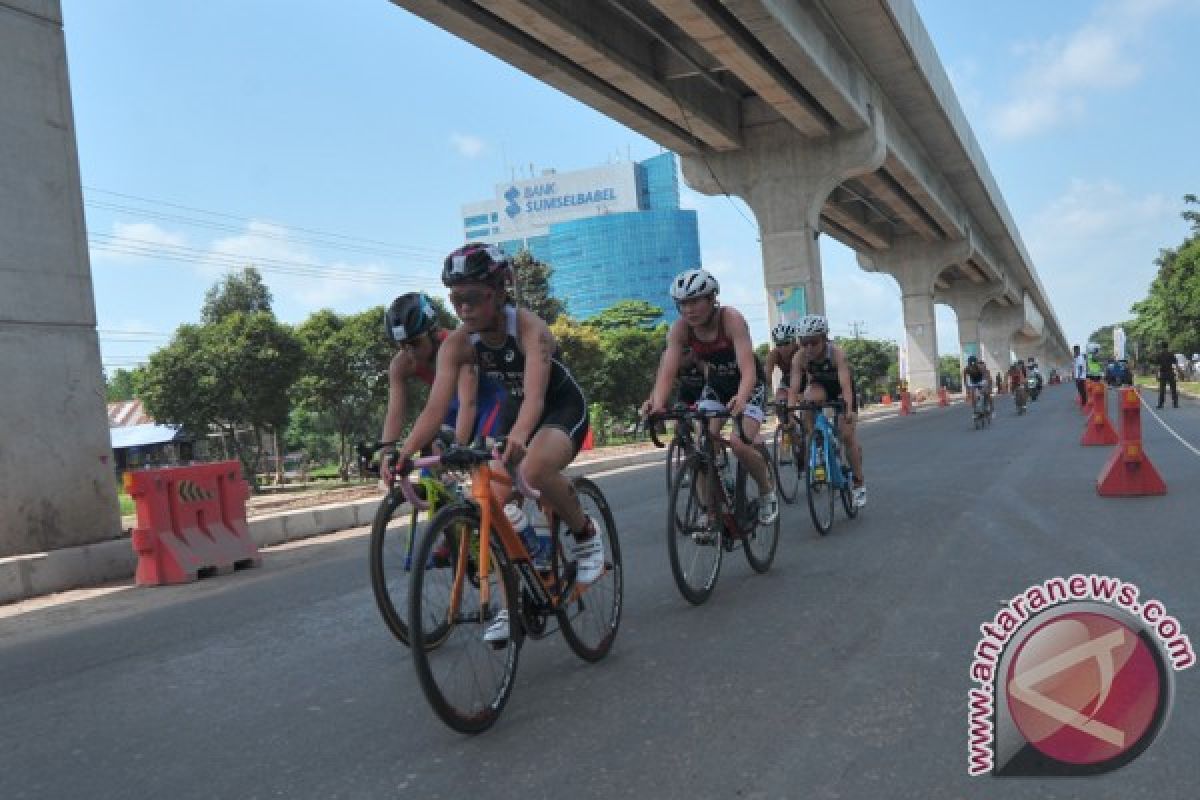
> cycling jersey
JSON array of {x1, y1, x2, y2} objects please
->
[
  {"x1": 801, "y1": 342, "x2": 858, "y2": 412},
  {"x1": 685, "y1": 307, "x2": 767, "y2": 422},
  {"x1": 471, "y1": 305, "x2": 589, "y2": 451},
  {"x1": 965, "y1": 364, "x2": 987, "y2": 386}
]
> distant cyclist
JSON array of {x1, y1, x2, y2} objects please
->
[
  {"x1": 643, "y1": 268, "x2": 778, "y2": 524},
  {"x1": 962, "y1": 355, "x2": 993, "y2": 419},
  {"x1": 786, "y1": 315, "x2": 866, "y2": 508},
  {"x1": 379, "y1": 292, "x2": 507, "y2": 483},
  {"x1": 765, "y1": 322, "x2": 802, "y2": 429}
]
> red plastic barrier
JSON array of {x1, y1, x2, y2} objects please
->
[
  {"x1": 1097, "y1": 388, "x2": 1166, "y2": 496},
  {"x1": 881, "y1": 393, "x2": 892, "y2": 406},
  {"x1": 900, "y1": 390, "x2": 913, "y2": 416},
  {"x1": 937, "y1": 386, "x2": 949, "y2": 407},
  {"x1": 125, "y1": 461, "x2": 261, "y2": 586},
  {"x1": 1081, "y1": 381, "x2": 1118, "y2": 446},
  {"x1": 581, "y1": 428, "x2": 595, "y2": 451}
]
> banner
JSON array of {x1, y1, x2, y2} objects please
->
[{"x1": 1113, "y1": 326, "x2": 1126, "y2": 360}]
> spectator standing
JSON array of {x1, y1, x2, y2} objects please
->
[
  {"x1": 1072, "y1": 345, "x2": 1088, "y2": 405},
  {"x1": 1155, "y1": 341, "x2": 1179, "y2": 409}
]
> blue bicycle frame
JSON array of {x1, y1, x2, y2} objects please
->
[{"x1": 808, "y1": 408, "x2": 851, "y2": 490}]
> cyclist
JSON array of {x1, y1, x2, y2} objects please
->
[
  {"x1": 643, "y1": 268, "x2": 778, "y2": 525},
  {"x1": 786, "y1": 315, "x2": 867, "y2": 508},
  {"x1": 1007, "y1": 360, "x2": 1027, "y2": 410},
  {"x1": 765, "y1": 322, "x2": 802, "y2": 429},
  {"x1": 390, "y1": 244, "x2": 603, "y2": 639},
  {"x1": 962, "y1": 355, "x2": 993, "y2": 418},
  {"x1": 378, "y1": 292, "x2": 506, "y2": 483}
]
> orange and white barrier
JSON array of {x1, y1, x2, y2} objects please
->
[
  {"x1": 1097, "y1": 388, "x2": 1167, "y2": 496},
  {"x1": 1080, "y1": 380, "x2": 1118, "y2": 446}
]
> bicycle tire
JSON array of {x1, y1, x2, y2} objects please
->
[
  {"x1": 743, "y1": 443, "x2": 780, "y2": 573},
  {"x1": 665, "y1": 435, "x2": 684, "y2": 493},
  {"x1": 367, "y1": 490, "x2": 417, "y2": 646},
  {"x1": 666, "y1": 452, "x2": 723, "y2": 605},
  {"x1": 409, "y1": 503, "x2": 520, "y2": 734},
  {"x1": 772, "y1": 426, "x2": 801, "y2": 504},
  {"x1": 839, "y1": 462, "x2": 859, "y2": 520},
  {"x1": 805, "y1": 431, "x2": 836, "y2": 536},
  {"x1": 558, "y1": 477, "x2": 623, "y2": 662}
]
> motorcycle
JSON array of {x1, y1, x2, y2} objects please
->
[{"x1": 1026, "y1": 373, "x2": 1043, "y2": 402}]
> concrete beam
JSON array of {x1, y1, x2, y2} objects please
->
[
  {"x1": 393, "y1": 0, "x2": 707, "y2": 154},
  {"x1": 488, "y1": 0, "x2": 742, "y2": 149},
  {"x1": 647, "y1": 0, "x2": 832, "y2": 136},
  {"x1": 855, "y1": 169, "x2": 941, "y2": 241}
]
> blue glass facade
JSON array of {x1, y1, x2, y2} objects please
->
[{"x1": 471, "y1": 153, "x2": 699, "y2": 324}]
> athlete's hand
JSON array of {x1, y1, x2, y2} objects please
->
[
  {"x1": 641, "y1": 398, "x2": 665, "y2": 418},
  {"x1": 501, "y1": 435, "x2": 526, "y2": 465},
  {"x1": 727, "y1": 394, "x2": 749, "y2": 418}
]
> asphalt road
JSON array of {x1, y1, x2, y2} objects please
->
[{"x1": 2, "y1": 384, "x2": 1198, "y2": 799}]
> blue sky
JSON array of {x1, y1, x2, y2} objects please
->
[{"x1": 62, "y1": 0, "x2": 1200, "y2": 374}]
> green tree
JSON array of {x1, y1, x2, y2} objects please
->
[
  {"x1": 592, "y1": 326, "x2": 667, "y2": 422},
  {"x1": 550, "y1": 316, "x2": 604, "y2": 397},
  {"x1": 584, "y1": 299, "x2": 665, "y2": 331},
  {"x1": 292, "y1": 307, "x2": 393, "y2": 479},
  {"x1": 1087, "y1": 324, "x2": 1117, "y2": 357},
  {"x1": 938, "y1": 354, "x2": 962, "y2": 391},
  {"x1": 141, "y1": 311, "x2": 303, "y2": 486},
  {"x1": 1129, "y1": 195, "x2": 1200, "y2": 357},
  {"x1": 201, "y1": 266, "x2": 273, "y2": 324},
  {"x1": 754, "y1": 342, "x2": 770, "y2": 363},
  {"x1": 834, "y1": 337, "x2": 895, "y2": 397},
  {"x1": 512, "y1": 250, "x2": 565, "y2": 323},
  {"x1": 105, "y1": 367, "x2": 144, "y2": 402}
]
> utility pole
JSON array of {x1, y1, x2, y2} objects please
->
[{"x1": 849, "y1": 320, "x2": 867, "y2": 340}]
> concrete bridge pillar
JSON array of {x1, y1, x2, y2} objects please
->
[
  {"x1": 979, "y1": 301, "x2": 1024, "y2": 376},
  {"x1": 935, "y1": 280, "x2": 1009, "y2": 371},
  {"x1": 0, "y1": 0, "x2": 120, "y2": 557},
  {"x1": 680, "y1": 113, "x2": 886, "y2": 327},
  {"x1": 859, "y1": 236, "x2": 971, "y2": 393}
]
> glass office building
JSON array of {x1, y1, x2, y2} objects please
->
[{"x1": 460, "y1": 153, "x2": 699, "y2": 323}]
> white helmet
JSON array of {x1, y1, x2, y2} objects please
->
[
  {"x1": 771, "y1": 322, "x2": 797, "y2": 345},
  {"x1": 797, "y1": 314, "x2": 829, "y2": 338},
  {"x1": 670, "y1": 268, "x2": 719, "y2": 301},
  {"x1": 1086, "y1": 342, "x2": 1101, "y2": 355}
]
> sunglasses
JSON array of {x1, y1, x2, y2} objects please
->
[
  {"x1": 799, "y1": 337, "x2": 823, "y2": 346},
  {"x1": 448, "y1": 288, "x2": 493, "y2": 308}
]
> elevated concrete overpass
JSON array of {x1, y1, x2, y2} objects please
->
[{"x1": 393, "y1": 0, "x2": 1072, "y2": 386}]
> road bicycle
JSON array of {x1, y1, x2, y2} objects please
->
[
  {"x1": 793, "y1": 401, "x2": 859, "y2": 536},
  {"x1": 399, "y1": 441, "x2": 622, "y2": 733},
  {"x1": 972, "y1": 388, "x2": 993, "y2": 429},
  {"x1": 648, "y1": 407, "x2": 780, "y2": 605},
  {"x1": 360, "y1": 439, "x2": 464, "y2": 647},
  {"x1": 769, "y1": 400, "x2": 805, "y2": 504}
]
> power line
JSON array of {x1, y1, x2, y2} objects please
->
[{"x1": 83, "y1": 186, "x2": 445, "y2": 259}]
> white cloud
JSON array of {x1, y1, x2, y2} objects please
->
[
  {"x1": 1025, "y1": 179, "x2": 1179, "y2": 341},
  {"x1": 90, "y1": 221, "x2": 188, "y2": 264},
  {"x1": 991, "y1": 0, "x2": 1183, "y2": 139},
  {"x1": 449, "y1": 132, "x2": 487, "y2": 158}
]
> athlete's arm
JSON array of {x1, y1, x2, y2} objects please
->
[
  {"x1": 509, "y1": 309, "x2": 552, "y2": 449},
  {"x1": 834, "y1": 346, "x2": 856, "y2": 419},
  {"x1": 380, "y1": 350, "x2": 416, "y2": 445},
  {"x1": 396, "y1": 333, "x2": 467, "y2": 463},
  {"x1": 787, "y1": 349, "x2": 806, "y2": 408},
  {"x1": 454, "y1": 362, "x2": 479, "y2": 445},
  {"x1": 648, "y1": 321, "x2": 686, "y2": 412},
  {"x1": 726, "y1": 307, "x2": 757, "y2": 415}
]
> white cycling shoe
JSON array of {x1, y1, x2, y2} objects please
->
[
  {"x1": 572, "y1": 516, "x2": 606, "y2": 585},
  {"x1": 758, "y1": 491, "x2": 780, "y2": 525},
  {"x1": 483, "y1": 609, "x2": 509, "y2": 644},
  {"x1": 852, "y1": 485, "x2": 868, "y2": 508}
]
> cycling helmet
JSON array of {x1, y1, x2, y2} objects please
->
[
  {"x1": 670, "y1": 268, "x2": 719, "y2": 301},
  {"x1": 797, "y1": 314, "x2": 829, "y2": 338},
  {"x1": 1086, "y1": 342, "x2": 1101, "y2": 355},
  {"x1": 967, "y1": 355, "x2": 978, "y2": 365},
  {"x1": 384, "y1": 292, "x2": 437, "y2": 344},
  {"x1": 441, "y1": 242, "x2": 510, "y2": 287},
  {"x1": 771, "y1": 322, "x2": 797, "y2": 346}
]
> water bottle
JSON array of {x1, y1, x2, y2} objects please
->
[{"x1": 503, "y1": 503, "x2": 549, "y2": 567}]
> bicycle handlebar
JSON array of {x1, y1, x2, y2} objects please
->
[
  {"x1": 359, "y1": 438, "x2": 541, "y2": 507},
  {"x1": 642, "y1": 406, "x2": 748, "y2": 447}
]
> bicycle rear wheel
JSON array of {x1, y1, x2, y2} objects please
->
[
  {"x1": 743, "y1": 445, "x2": 780, "y2": 573},
  {"x1": 409, "y1": 504, "x2": 520, "y2": 734},
  {"x1": 805, "y1": 432, "x2": 836, "y2": 535},
  {"x1": 772, "y1": 426, "x2": 801, "y2": 504},
  {"x1": 368, "y1": 490, "x2": 420, "y2": 646},
  {"x1": 666, "y1": 453, "x2": 723, "y2": 605},
  {"x1": 558, "y1": 477, "x2": 623, "y2": 662},
  {"x1": 839, "y1": 460, "x2": 859, "y2": 519}
]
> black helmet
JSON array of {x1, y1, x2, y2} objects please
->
[
  {"x1": 441, "y1": 242, "x2": 510, "y2": 287},
  {"x1": 384, "y1": 292, "x2": 437, "y2": 344},
  {"x1": 967, "y1": 355, "x2": 978, "y2": 365}
]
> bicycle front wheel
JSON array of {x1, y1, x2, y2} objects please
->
[
  {"x1": 409, "y1": 504, "x2": 520, "y2": 734},
  {"x1": 368, "y1": 490, "x2": 419, "y2": 646},
  {"x1": 772, "y1": 426, "x2": 801, "y2": 504},
  {"x1": 666, "y1": 454, "x2": 723, "y2": 605},
  {"x1": 805, "y1": 432, "x2": 836, "y2": 536},
  {"x1": 743, "y1": 444, "x2": 780, "y2": 573},
  {"x1": 558, "y1": 477, "x2": 623, "y2": 662}
]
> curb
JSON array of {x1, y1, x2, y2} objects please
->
[{"x1": 0, "y1": 447, "x2": 668, "y2": 606}]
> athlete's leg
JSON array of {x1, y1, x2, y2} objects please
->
[{"x1": 517, "y1": 426, "x2": 586, "y2": 532}]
